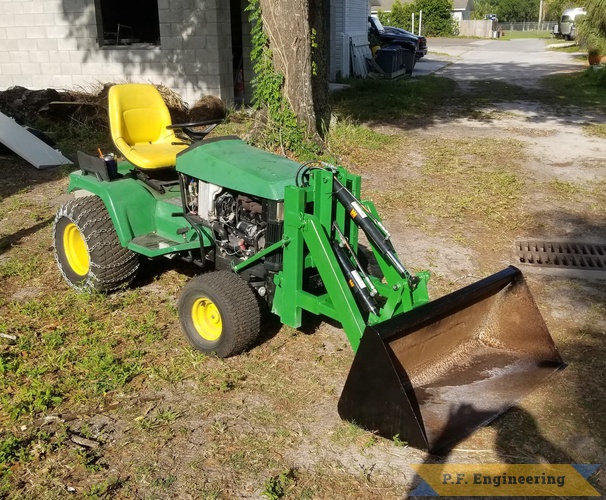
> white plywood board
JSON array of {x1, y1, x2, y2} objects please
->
[{"x1": 0, "y1": 112, "x2": 73, "y2": 169}]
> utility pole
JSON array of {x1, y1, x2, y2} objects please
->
[{"x1": 538, "y1": 0, "x2": 544, "y2": 29}]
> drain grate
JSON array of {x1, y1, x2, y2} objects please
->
[{"x1": 515, "y1": 240, "x2": 606, "y2": 270}]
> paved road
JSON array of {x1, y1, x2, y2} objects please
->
[{"x1": 413, "y1": 38, "x2": 586, "y2": 86}]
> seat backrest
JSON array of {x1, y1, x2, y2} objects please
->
[{"x1": 108, "y1": 84, "x2": 174, "y2": 147}]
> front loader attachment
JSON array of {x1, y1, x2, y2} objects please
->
[{"x1": 338, "y1": 266, "x2": 565, "y2": 452}]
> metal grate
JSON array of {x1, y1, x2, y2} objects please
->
[{"x1": 515, "y1": 240, "x2": 606, "y2": 270}]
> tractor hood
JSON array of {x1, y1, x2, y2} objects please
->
[{"x1": 177, "y1": 137, "x2": 299, "y2": 200}]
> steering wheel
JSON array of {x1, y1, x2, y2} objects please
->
[{"x1": 167, "y1": 118, "x2": 224, "y2": 141}]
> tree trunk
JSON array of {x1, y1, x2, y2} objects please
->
[{"x1": 258, "y1": 0, "x2": 329, "y2": 140}]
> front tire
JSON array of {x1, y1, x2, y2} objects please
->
[
  {"x1": 53, "y1": 196, "x2": 139, "y2": 292},
  {"x1": 178, "y1": 271, "x2": 261, "y2": 357}
]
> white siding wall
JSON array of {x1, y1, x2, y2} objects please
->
[
  {"x1": 345, "y1": 0, "x2": 371, "y2": 76},
  {"x1": 329, "y1": 0, "x2": 371, "y2": 79},
  {"x1": 0, "y1": 0, "x2": 233, "y2": 105},
  {"x1": 329, "y1": 0, "x2": 345, "y2": 79}
]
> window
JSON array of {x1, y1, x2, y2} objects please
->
[{"x1": 95, "y1": 0, "x2": 161, "y2": 47}]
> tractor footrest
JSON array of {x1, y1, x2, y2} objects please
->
[
  {"x1": 163, "y1": 197, "x2": 183, "y2": 208},
  {"x1": 131, "y1": 233, "x2": 180, "y2": 251}
]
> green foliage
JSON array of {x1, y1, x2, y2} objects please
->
[
  {"x1": 470, "y1": 0, "x2": 499, "y2": 20},
  {"x1": 543, "y1": 0, "x2": 578, "y2": 21},
  {"x1": 577, "y1": 0, "x2": 606, "y2": 54},
  {"x1": 583, "y1": 64, "x2": 606, "y2": 87},
  {"x1": 378, "y1": 2, "x2": 416, "y2": 30},
  {"x1": 0, "y1": 433, "x2": 30, "y2": 466},
  {"x1": 262, "y1": 469, "x2": 296, "y2": 499},
  {"x1": 3, "y1": 382, "x2": 63, "y2": 420},
  {"x1": 473, "y1": 0, "x2": 563, "y2": 22},
  {"x1": 417, "y1": 0, "x2": 459, "y2": 36},
  {"x1": 378, "y1": 0, "x2": 457, "y2": 36},
  {"x1": 393, "y1": 434, "x2": 408, "y2": 447},
  {"x1": 495, "y1": 0, "x2": 540, "y2": 22}
]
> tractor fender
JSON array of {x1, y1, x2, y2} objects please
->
[{"x1": 67, "y1": 171, "x2": 157, "y2": 247}]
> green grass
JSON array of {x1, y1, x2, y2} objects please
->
[
  {"x1": 0, "y1": 290, "x2": 161, "y2": 421},
  {"x1": 547, "y1": 179, "x2": 606, "y2": 212},
  {"x1": 330, "y1": 75, "x2": 457, "y2": 122},
  {"x1": 499, "y1": 30, "x2": 552, "y2": 40},
  {"x1": 583, "y1": 122, "x2": 606, "y2": 138},
  {"x1": 542, "y1": 67, "x2": 606, "y2": 108},
  {"x1": 546, "y1": 42, "x2": 581, "y2": 53},
  {"x1": 326, "y1": 117, "x2": 398, "y2": 164},
  {"x1": 363, "y1": 137, "x2": 526, "y2": 236}
]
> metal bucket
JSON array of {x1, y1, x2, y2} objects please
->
[{"x1": 338, "y1": 266, "x2": 565, "y2": 452}]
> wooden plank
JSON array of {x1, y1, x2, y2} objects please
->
[{"x1": 0, "y1": 112, "x2": 72, "y2": 169}]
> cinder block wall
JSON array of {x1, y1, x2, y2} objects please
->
[{"x1": 0, "y1": 0, "x2": 234, "y2": 105}]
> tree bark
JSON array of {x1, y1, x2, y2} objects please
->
[{"x1": 259, "y1": 0, "x2": 329, "y2": 140}]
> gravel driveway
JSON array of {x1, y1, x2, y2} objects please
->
[{"x1": 416, "y1": 37, "x2": 585, "y2": 87}]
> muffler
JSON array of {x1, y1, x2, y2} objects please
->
[{"x1": 338, "y1": 266, "x2": 565, "y2": 452}]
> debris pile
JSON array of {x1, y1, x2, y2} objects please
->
[{"x1": 0, "y1": 84, "x2": 224, "y2": 131}]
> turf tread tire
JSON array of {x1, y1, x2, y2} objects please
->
[
  {"x1": 178, "y1": 271, "x2": 261, "y2": 358},
  {"x1": 53, "y1": 196, "x2": 139, "y2": 292}
]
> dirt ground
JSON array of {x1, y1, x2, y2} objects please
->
[{"x1": 1, "y1": 44, "x2": 605, "y2": 498}]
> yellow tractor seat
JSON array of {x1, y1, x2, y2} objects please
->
[{"x1": 108, "y1": 84, "x2": 188, "y2": 170}]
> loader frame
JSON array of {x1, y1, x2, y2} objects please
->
[{"x1": 232, "y1": 166, "x2": 430, "y2": 352}]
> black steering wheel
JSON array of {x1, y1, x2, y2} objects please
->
[{"x1": 167, "y1": 118, "x2": 224, "y2": 141}]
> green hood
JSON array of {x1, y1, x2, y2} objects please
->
[{"x1": 177, "y1": 137, "x2": 299, "y2": 200}]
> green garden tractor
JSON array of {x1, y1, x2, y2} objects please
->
[{"x1": 52, "y1": 84, "x2": 564, "y2": 452}]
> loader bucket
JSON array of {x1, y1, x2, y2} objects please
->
[{"x1": 338, "y1": 266, "x2": 565, "y2": 452}]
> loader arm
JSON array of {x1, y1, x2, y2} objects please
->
[{"x1": 269, "y1": 166, "x2": 430, "y2": 351}]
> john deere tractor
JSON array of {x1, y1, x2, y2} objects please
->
[{"x1": 53, "y1": 84, "x2": 564, "y2": 451}]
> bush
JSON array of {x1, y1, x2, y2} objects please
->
[
  {"x1": 377, "y1": 0, "x2": 457, "y2": 37},
  {"x1": 584, "y1": 64, "x2": 606, "y2": 86}
]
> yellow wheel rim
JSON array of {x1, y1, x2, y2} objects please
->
[
  {"x1": 191, "y1": 297, "x2": 222, "y2": 341},
  {"x1": 63, "y1": 222, "x2": 89, "y2": 276}
]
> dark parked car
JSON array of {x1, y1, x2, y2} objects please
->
[
  {"x1": 368, "y1": 15, "x2": 417, "y2": 55},
  {"x1": 368, "y1": 15, "x2": 427, "y2": 59},
  {"x1": 383, "y1": 26, "x2": 428, "y2": 59}
]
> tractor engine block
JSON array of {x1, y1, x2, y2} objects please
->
[
  {"x1": 193, "y1": 179, "x2": 283, "y2": 266},
  {"x1": 214, "y1": 192, "x2": 266, "y2": 255}
]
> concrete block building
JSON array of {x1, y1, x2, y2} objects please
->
[{"x1": 0, "y1": 0, "x2": 372, "y2": 105}]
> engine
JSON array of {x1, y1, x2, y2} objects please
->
[
  {"x1": 214, "y1": 191, "x2": 266, "y2": 256},
  {"x1": 182, "y1": 176, "x2": 283, "y2": 270}
]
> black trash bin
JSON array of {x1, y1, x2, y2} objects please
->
[
  {"x1": 375, "y1": 45, "x2": 416, "y2": 75},
  {"x1": 401, "y1": 47, "x2": 416, "y2": 75},
  {"x1": 375, "y1": 46, "x2": 402, "y2": 74}
]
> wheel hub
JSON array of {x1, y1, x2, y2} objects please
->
[
  {"x1": 192, "y1": 297, "x2": 222, "y2": 341},
  {"x1": 63, "y1": 222, "x2": 89, "y2": 276}
]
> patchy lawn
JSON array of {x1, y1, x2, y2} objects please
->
[{"x1": 1, "y1": 68, "x2": 606, "y2": 498}]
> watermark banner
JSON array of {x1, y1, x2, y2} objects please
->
[{"x1": 409, "y1": 464, "x2": 601, "y2": 496}]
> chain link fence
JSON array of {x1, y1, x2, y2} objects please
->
[{"x1": 496, "y1": 21, "x2": 557, "y2": 31}]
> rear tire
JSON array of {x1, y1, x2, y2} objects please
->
[
  {"x1": 53, "y1": 196, "x2": 139, "y2": 292},
  {"x1": 178, "y1": 271, "x2": 261, "y2": 357}
]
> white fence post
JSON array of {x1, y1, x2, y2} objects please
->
[{"x1": 419, "y1": 10, "x2": 422, "y2": 36}]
